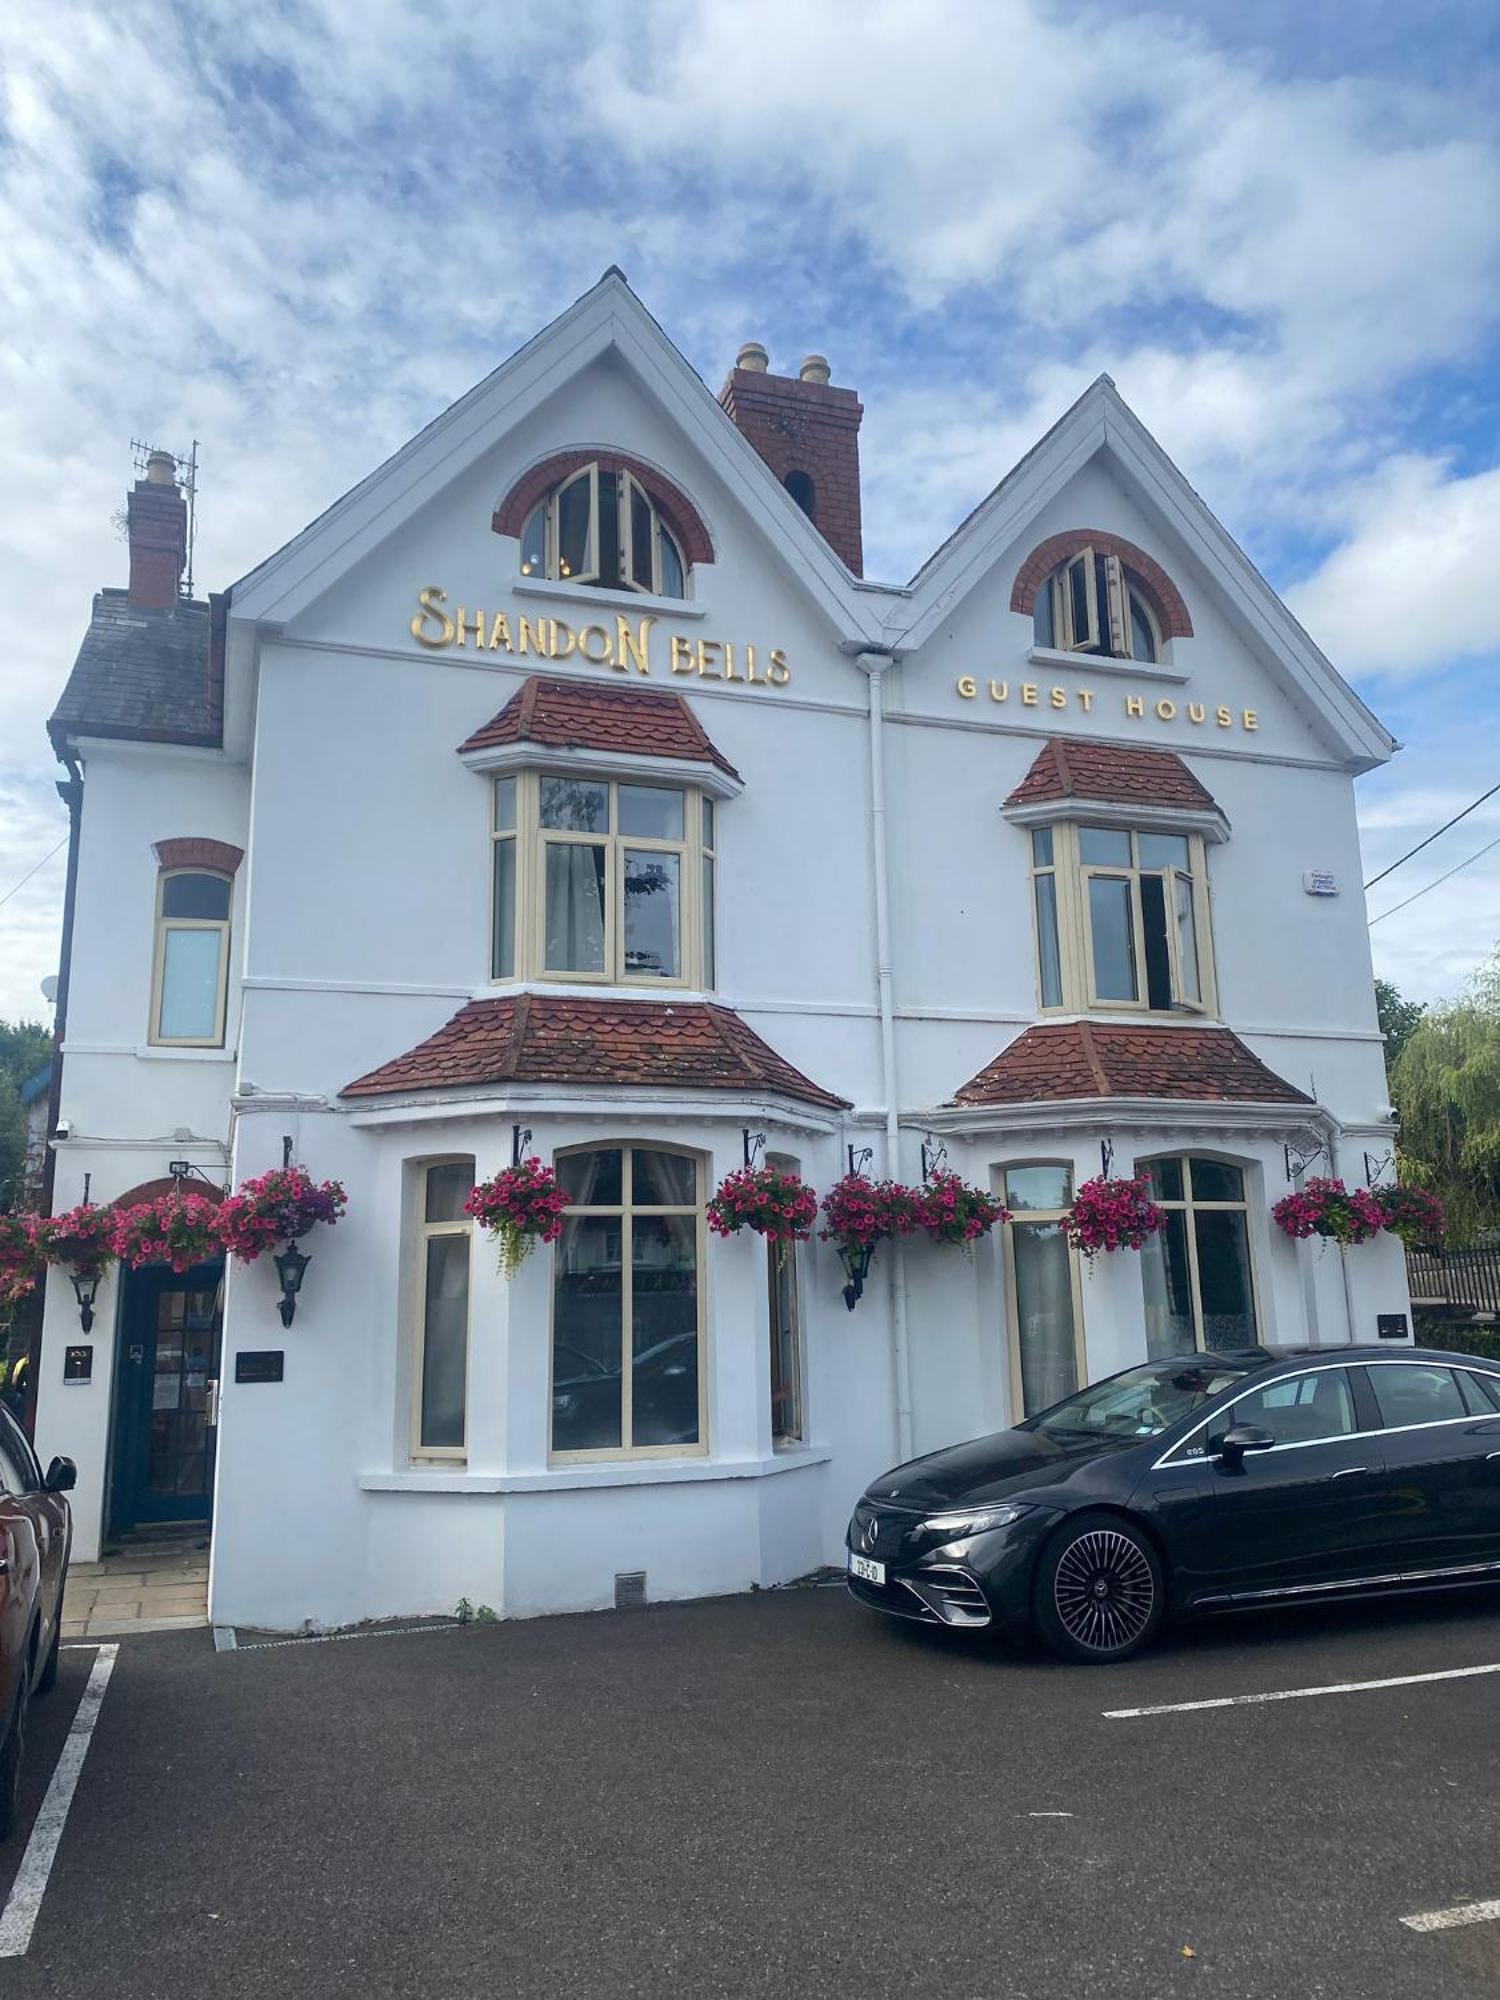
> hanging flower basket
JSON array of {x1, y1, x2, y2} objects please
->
[
  {"x1": 1370, "y1": 1183, "x2": 1446, "y2": 1248},
  {"x1": 707, "y1": 1163, "x2": 819, "y2": 1244},
  {"x1": 466, "y1": 1157, "x2": 570, "y2": 1278},
  {"x1": 1271, "y1": 1176, "x2": 1384, "y2": 1247},
  {"x1": 818, "y1": 1173, "x2": 923, "y2": 1310},
  {"x1": 916, "y1": 1171, "x2": 1010, "y2": 1249},
  {"x1": 1064, "y1": 1175, "x2": 1166, "y2": 1260},
  {"x1": 217, "y1": 1166, "x2": 348, "y2": 1263},
  {"x1": 0, "y1": 1214, "x2": 42, "y2": 1309},
  {"x1": 36, "y1": 1203, "x2": 118, "y2": 1280},
  {"x1": 110, "y1": 1190, "x2": 226, "y2": 1274}
]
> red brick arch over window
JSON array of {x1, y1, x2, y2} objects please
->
[
  {"x1": 1010, "y1": 530, "x2": 1193, "y2": 640},
  {"x1": 492, "y1": 451, "x2": 715, "y2": 568},
  {"x1": 152, "y1": 837, "x2": 244, "y2": 876}
]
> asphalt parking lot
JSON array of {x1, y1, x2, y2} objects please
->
[{"x1": 0, "y1": 1584, "x2": 1497, "y2": 1998}]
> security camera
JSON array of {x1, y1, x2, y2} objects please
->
[
  {"x1": 1380, "y1": 1107, "x2": 1400, "y2": 1124},
  {"x1": 53, "y1": 1119, "x2": 71, "y2": 1141}
]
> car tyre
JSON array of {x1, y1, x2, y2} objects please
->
[
  {"x1": 0, "y1": 1655, "x2": 32, "y2": 1840},
  {"x1": 1033, "y1": 1511, "x2": 1164, "y2": 1665},
  {"x1": 36, "y1": 1598, "x2": 61, "y2": 1697}
]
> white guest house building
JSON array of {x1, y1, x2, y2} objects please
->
[{"x1": 34, "y1": 271, "x2": 1409, "y2": 1631}]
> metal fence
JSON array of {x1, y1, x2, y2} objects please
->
[{"x1": 1406, "y1": 1246, "x2": 1500, "y2": 1318}]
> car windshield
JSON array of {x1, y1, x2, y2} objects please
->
[{"x1": 1026, "y1": 1359, "x2": 1250, "y2": 1442}]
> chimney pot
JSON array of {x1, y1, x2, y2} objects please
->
[
  {"x1": 799, "y1": 355, "x2": 831, "y2": 385},
  {"x1": 145, "y1": 449, "x2": 177, "y2": 487},
  {"x1": 735, "y1": 341, "x2": 769, "y2": 373}
]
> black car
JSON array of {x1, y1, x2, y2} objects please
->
[{"x1": 847, "y1": 1345, "x2": 1500, "y2": 1663}]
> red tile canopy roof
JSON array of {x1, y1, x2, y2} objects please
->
[
  {"x1": 1004, "y1": 738, "x2": 1218, "y2": 814},
  {"x1": 342, "y1": 995, "x2": 848, "y2": 1109},
  {"x1": 458, "y1": 675, "x2": 740, "y2": 778},
  {"x1": 954, "y1": 1022, "x2": 1310, "y2": 1108}
]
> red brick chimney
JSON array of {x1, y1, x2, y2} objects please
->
[
  {"x1": 719, "y1": 345, "x2": 864, "y2": 575},
  {"x1": 127, "y1": 450, "x2": 188, "y2": 608}
]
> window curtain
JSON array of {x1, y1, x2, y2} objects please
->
[{"x1": 545, "y1": 845, "x2": 606, "y2": 971}]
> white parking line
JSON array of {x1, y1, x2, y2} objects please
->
[
  {"x1": 1402, "y1": 1899, "x2": 1500, "y2": 1933},
  {"x1": 1104, "y1": 1660, "x2": 1500, "y2": 1719},
  {"x1": 0, "y1": 1643, "x2": 119, "y2": 1958}
]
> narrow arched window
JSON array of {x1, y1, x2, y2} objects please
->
[
  {"x1": 783, "y1": 470, "x2": 816, "y2": 520},
  {"x1": 151, "y1": 870, "x2": 231, "y2": 1046},
  {"x1": 1034, "y1": 548, "x2": 1161, "y2": 662},
  {"x1": 519, "y1": 464, "x2": 688, "y2": 599}
]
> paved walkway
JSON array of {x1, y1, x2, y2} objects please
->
[{"x1": 63, "y1": 1539, "x2": 209, "y2": 1639}]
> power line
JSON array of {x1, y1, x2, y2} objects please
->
[
  {"x1": 1364, "y1": 778, "x2": 1500, "y2": 891},
  {"x1": 1368, "y1": 831, "x2": 1500, "y2": 928},
  {"x1": 0, "y1": 837, "x2": 67, "y2": 912}
]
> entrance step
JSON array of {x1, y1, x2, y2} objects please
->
[{"x1": 65, "y1": 1541, "x2": 209, "y2": 1640}]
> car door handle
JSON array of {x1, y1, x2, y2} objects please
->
[
  {"x1": 1488, "y1": 1452, "x2": 1500, "y2": 1463},
  {"x1": 1331, "y1": 1467, "x2": 1370, "y2": 1479}
]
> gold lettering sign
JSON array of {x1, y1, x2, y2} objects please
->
[
  {"x1": 954, "y1": 672, "x2": 1261, "y2": 735},
  {"x1": 410, "y1": 587, "x2": 790, "y2": 689}
]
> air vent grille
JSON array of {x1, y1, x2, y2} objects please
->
[{"x1": 614, "y1": 1570, "x2": 647, "y2": 1610}]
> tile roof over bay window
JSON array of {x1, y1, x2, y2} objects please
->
[
  {"x1": 953, "y1": 1022, "x2": 1311, "y2": 1107},
  {"x1": 1004, "y1": 738, "x2": 1219, "y2": 816},
  {"x1": 342, "y1": 995, "x2": 849, "y2": 1110},
  {"x1": 458, "y1": 676, "x2": 740, "y2": 779}
]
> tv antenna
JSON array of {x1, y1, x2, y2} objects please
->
[{"x1": 130, "y1": 437, "x2": 200, "y2": 596}]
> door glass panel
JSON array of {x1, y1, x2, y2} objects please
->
[
  {"x1": 1012, "y1": 1220, "x2": 1078, "y2": 1416},
  {"x1": 632, "y1": 1150, "x2": 697, "y2": 1207},
  {"x1": 558, "y1": 1148, "x2": 622, "y2": 1207},
  {"x1": 1141, "y1": 1211, "x2": 1195, "y2": 1357},
  {"x1": 158, "y1": 928, "x2": 223, "y2": 1039},
  {"x1": 1189, "y1": 1159, "x2": 1245, "y2": 1203},
  {"x1": 1369, "y1": 1365, "x2": 1467, "y2": 1429},
  {"x1": 631, "y1": 1214, "x2": 699, "y2": 1446},
  {"x1": 1461, "y1": 1369, "x2": 1500, "y2": 1414},
  {"x1": 1193, "y1": 1209, "x2": 1257, "y2": 1350},
  {"x1": 1078, "y1": 826, "x2": 1131, "y2": 866},
  {"x1": 618, "y1": 785, "x2": 685, "y2": 840},
  {"x1": 1088, "y1": 876, "x2": 1138, "y2": 1000},
  {"x1": 622, "y1": 850, "x2": 680, "y2": 978},
  {"x1": 1232, "y1": 1369, "x2": 1355, "y2": 1443},
  {"x1": 1003, "y1": 1165, "x2": 1072, "y2": 1211},
  {"x1": 544, "y1": 843, "x2": 607, "y2": 972},
  {"x1": 419, "y1": 1234, "x2": 469, "y2": 1450},
  {"x1": 552, "y1": 1217, "x2": 623, "y2": 1452}
]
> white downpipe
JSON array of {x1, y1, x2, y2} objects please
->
[{"x1": 858, "y1": 652, "x2": 913, "y2": 1461}]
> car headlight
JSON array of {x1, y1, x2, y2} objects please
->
[{"x1": 920, "y1": 1502, "x2": 1033, "y2": 1538}]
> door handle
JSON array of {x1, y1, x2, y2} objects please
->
[
  {"x1": 1487, "y1": 1452, "x2": 1500, "y2": 1463},
  {"x1": 1331, "y1": 1466, "x2": 1369, "y2": 1479}
]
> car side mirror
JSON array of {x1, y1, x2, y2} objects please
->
[
  {"x1": 43, "y1": 1456, "x2": 77, "y2": 1494},
  {"x1": 1217, "y1": 1424, "x2": 1275, "y2": 1465}
]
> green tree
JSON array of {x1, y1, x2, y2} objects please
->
[
  {"x1": 1392, "y1": 958, "x2": 1500, "y2": 1243},
  {"x1": 1375, "y1": 978, "x2": 1425, "y2": 1073},
  {"x1": 0, "y1": 1021, "x2": 51, "y2": 1215},
  {"x1": 0, "y1": 1021, "x2": 51, "y2": 1091}
]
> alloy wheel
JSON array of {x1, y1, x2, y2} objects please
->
[{"x1": 1053, "y1": 1528, "x2": 1156, "y2": 1654}]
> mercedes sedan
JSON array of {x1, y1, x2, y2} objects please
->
[{"x1": 846, "y1": 1345, "x2": 1500, "y2": 1663}]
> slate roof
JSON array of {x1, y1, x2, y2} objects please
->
[
  {"x1": 954, "y1": 1022, "x2": 1311, "y2": 1107},
  {"x1": 1004, "y1": 738, "x2": 1218, "y2": 814},
  {"x1": 458, "y1": 675, "x2": 740, "y2": 777},
  {"x1": 48, "y1": 590, "x2": 224, "y2": 749},
  {"x1": 342, "y1": 994, "x2": 848, "y2": 1109}
]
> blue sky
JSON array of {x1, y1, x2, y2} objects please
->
[{"x1": 2, "y1": 0, "x2": 1499, "y2": 1018}]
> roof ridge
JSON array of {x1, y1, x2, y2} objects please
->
[
  {"x1": 1075, "y1": 1020, "x2": 1112, "y2": 1097},
  {"x1": 705, "y1": 1002, "x2": 761, "y2": 1083},
  {"x1": 1049, "y1": 738, "x2": 1074, "y2": 793}
]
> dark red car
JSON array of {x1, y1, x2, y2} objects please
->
[{"x1": 0, "y1": 1402, "x2": 74, "y2": 1837}]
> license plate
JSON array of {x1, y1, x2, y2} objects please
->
[{"x1": 848, "y1": 1552, "x2": 885, "y2": 1585}]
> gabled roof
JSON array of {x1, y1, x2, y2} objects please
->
[
  {"x1": 341, "y1": 995, "x2": 849, "y2": 1110},
  {"x1": 458, "y1": 676, "x2": 740, "y2": 778},
  {"x1": 48, "y1": 590, "x2": 223, "y2": 750},
  {"x1": 954, "y1": 1022, "x2": 1311, "y2": 1108},
  {"x1": 1005, "y1": 739, "x2": 1218, "y2": 813},
  {"x1": 887, "y1": 375, "x2": 1396, "y2": 774},
  {"x1": 228, "y1": 269, "x2": 888, "y2": 646}
]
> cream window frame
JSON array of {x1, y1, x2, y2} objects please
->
[
  {"x1": 548, "y1": 1142, "x2": 709, "y2": 1464},
  {"x1": 1046, "y1": 549, "x2": 1161, "y2": 664},
  {"x1": 409, "y1": 1157, "x2": 475, "y2": 1465},
  {"x1": 996, "y1": 1163, "x2": 1087, "y2": 1421},
  {"x1": 491, "y1": 771, "x2": 714, "y2": 990},
  {"x1": 520, "y1": 463, "x2": 688, "y2": 598},
  {"x1": 1030, "y1": 822, "x2": 1217, "y2": 1018},
  {"x1": 766, "y1": 1152, "x2": 805, "y2": 1448},
  {"x1": 1139, "y1": 1153, "x2": 1262, "y2": 1358},
  {"x1": 148, "y1": 869, "x2": 231, "y2": 1049}
]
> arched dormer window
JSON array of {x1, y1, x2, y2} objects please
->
[
  {"x1": 1033, "y1": 546, "x2": 1161, "y2": 662},
  {"x1": 519, "y1": 463, "x2": 687, "y2": 599}
]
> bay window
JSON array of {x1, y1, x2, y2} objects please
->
[
  {"x1": 492, "y1": 773, "x2": 716, "y2": 988},
  {"x1": 551, "y1": 1145, "x2": 706, "y2": 1460},
  {"x1": 1139, "y1": 1155, "x2": 1258, "y2": 1357},
  {"x1": 1028, "y1": 822, "x2": 1212, "y2": 1016}
]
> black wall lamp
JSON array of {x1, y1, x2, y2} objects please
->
[
  {"x1": 70, "y1": 1271, "x2": 100, "y2": 1334},
  {"x1": 838, "y1": 1240, "x2": 874, "y2": 1313},
  {"x1": 273, "y1": 1243, "x2": 310, "y2": 1328}
]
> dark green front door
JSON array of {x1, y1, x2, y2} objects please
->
[{"x1": 111, "y1": 1264, "x2": 223, "y2": 1531}]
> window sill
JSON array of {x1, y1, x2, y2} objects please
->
[
  {"x1": 360, "y1": 1447, "x2": 832, "y2": 1496},
  {"x1": 512, "y1": 577, "x2": 707, "y2": 621},
  {"x1": 1027, "y1": 645, "x2": 1189, "y2": 685}
]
